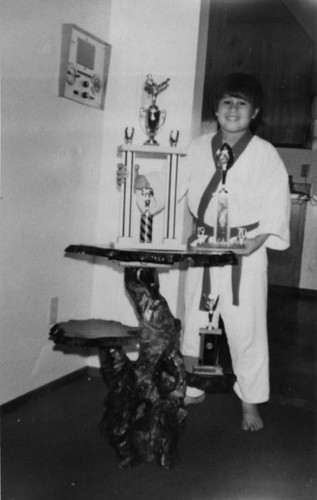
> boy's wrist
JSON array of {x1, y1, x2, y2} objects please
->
[{"x1": 239, "y1": 234, "x2": 269, "y2": 256}]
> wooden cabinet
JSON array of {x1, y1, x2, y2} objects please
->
[
  {"x1": 268, "y1": 198, "x2": 307, "y2": 287},
  {"x1": 202, "y1": 0, "x2": 314, "y2": 147}
]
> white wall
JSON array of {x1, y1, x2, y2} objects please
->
[
  {"x1": 90, "y1": 0, "x2": 202, "y2": 326},
  {"x1": 1, "y1": 0, "x2": 316, "y2": 403},
  {"x1": 0, "y1": 0, "x2": 112, "y2": 404}
]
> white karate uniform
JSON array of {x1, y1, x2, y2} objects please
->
[{"x1": 180, "y1": 133, "x2": 290, "y2": 404}]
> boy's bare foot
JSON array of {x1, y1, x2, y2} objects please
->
[{"x1": 241, "y1": 402, "x2": 263, "y2": 431}]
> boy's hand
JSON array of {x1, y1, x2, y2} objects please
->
[
  {"x1": 236, "y1": 234, "x2": 269, "y2": 256},
  {"x1": 116, "y1": 163, "x2": 150, "y2": 191},
  {"x1": 116, "y1": 163, "x2": 128, "y2": 185}
]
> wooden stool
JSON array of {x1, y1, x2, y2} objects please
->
[{"x1": 50, "y1": 270, "x2": 187, "y2": 469}]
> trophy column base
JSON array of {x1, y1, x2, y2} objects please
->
[
  {"x1": 193, "y1": 365, "x2": 224, "y2": 376},
  {"x1": 114, "y1": 239, "x2": 186, "y2": 251},
  {"x1": 162, "y1": 238, "x2": 186, "y2": 250},
  {"x1": 114, "y1": 237, "x2": 138, "y2": 248}
]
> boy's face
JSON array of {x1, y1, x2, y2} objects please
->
[{"x1": 215, "y1": 94, "x2": 259, "y2": 137}]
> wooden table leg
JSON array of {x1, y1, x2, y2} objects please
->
[
  {"x1": 49, "y1": 267, "x2": 187, "y2": 469},
  {"x1": 99, "y1": 266, "x2": 187, "y2": 468}
]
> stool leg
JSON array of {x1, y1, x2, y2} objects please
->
[
  {"x1": 99, "y1": 346, "x2": 138, "y2": 468},
  {"x1": 124, "y1": 266, "x2": 187, "y2": 468}
]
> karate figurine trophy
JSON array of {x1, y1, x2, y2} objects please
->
[
  {"x1": 193, "y1": 295, "x2": 224, "y2": 376},
  {"x1": 188, "y1": 142, "x2": 247, "y2": 252}
]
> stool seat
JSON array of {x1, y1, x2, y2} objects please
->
[{"x1": 50, "y1": 319, "x2": 140, "y2": 348}]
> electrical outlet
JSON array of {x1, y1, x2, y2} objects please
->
[
  {"x1": 301, "y1": 164, "x2": 310, "y2": 178},
  {"x1": 49, "y1": 297, "x2": 59, "y2": 325}
]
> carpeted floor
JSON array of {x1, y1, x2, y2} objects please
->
[{"x1": 1, "y1": 289, "x2": 316, "y2": 500}]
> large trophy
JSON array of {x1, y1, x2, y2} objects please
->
[
  {"x1": 140, "y1": 74, "x2": 170, "y2": 145},
  {"x1": 188, "y1": 142, "x2": 248, "y2": 252}
]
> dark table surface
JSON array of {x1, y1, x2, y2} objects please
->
[{"x1": 65, "y1": 244, "x2": 238, "y2": 267}]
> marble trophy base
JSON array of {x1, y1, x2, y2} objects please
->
[{"x1": 114, "y1": 237, "x2": 186, "y2": 251}]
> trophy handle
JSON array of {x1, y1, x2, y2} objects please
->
[
  {"x1": 124, "y1": 126, "x2": 135, "y2": 144},
  {"x1": 170, "y1": 130, "x2": 179, "y2": 147}
]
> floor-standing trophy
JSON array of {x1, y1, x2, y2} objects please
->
[
  {"x1": 193, "y1": 295, "x2": 224, "y2": 376},
  {"x1": 140, "y1": 74, "x2": 170, "y2": 146}
]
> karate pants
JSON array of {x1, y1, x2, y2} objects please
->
[{"x1": 181, "y1": 246, "x2": 269, "y2": 404}]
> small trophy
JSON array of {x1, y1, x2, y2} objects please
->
[
  {"x1": 140, "y1": 74, "x2": 170, "y2": 145},
  {"x1": 193, "y1": 295, "x2": 223, "y2": 376},
  {"x1": 215, "y1": 144, "x2": 234, "y2": 245}
]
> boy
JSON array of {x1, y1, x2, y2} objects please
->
[
  {"x1": 182, "y1": 73, "x2": 290, "y2": 431},
  {"x1": 117, "y1": 73, "x2": 290, "y2": 431}
]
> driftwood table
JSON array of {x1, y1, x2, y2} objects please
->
[{"x1": 50, "y1": 245, "x2": 236, "y2": 469}]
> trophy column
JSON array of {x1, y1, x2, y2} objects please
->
[
  {"x1": 163, "y1": 152, "x2": 180, "y2": 246},
  {"x1": 117, "y1": 149, "x2": 136, "y2": 246},
  {"x1": 118, "y1": 127, "x2": 135, "y2": 244}
]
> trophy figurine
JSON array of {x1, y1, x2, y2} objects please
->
[
  {"x1": 140, "y1": 74, "x2": 170, "y2": 146},
  {"x1": 193, "y1": 295, "x2": 224, "y2": 376}
]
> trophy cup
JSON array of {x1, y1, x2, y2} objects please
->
[
  {"x1": 139, "y1": 74, "x2": 170, "y2": 146},
  {"x1": 193, "y1": 295, "x2": 224, "y2": 376}
]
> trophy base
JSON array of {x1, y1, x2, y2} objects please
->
[
  {"x1": 188, "y1": 241, "x2": 246, "y2": 255},
  {"x1": 114, "y1": 238, "x2": 186, "y2": 251},
  {"x1": 193, "y1": 365, "x2": 224, "y2": 376},
  {"x1": 144, "y1": 138, "x2": 159, "y2": 146}
]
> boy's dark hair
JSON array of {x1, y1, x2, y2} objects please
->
[{"x1": 214, "y1": 73, "x2": 264, "y2": 112}]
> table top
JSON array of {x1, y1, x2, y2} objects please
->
[{"x1": 65, "y1": 244, "x2": 237, "y2": 267}]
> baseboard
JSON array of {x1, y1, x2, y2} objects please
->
[
  {"x1": 269, "y1": 285, "x2": 317, "y2": 299},
  {"x1": 1, "y1": 367, "x2": 88, "y2": 414},
  {"x1": 87, "y1": 366, "x2": 101, "y2": 378}
]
